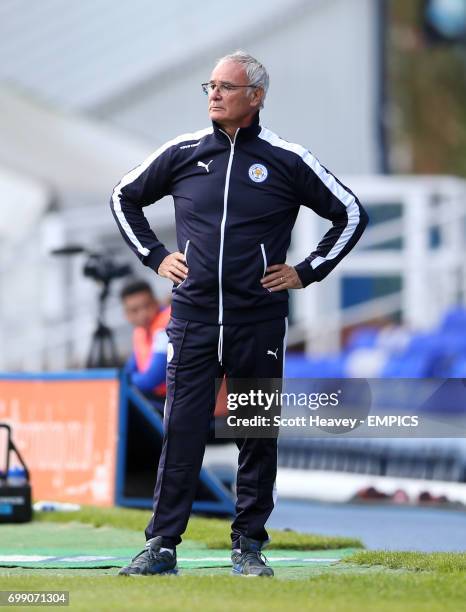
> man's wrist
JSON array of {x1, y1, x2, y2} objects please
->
[
  {"x1": 143, "y1": 246, "x2": 171, "y2": 273},
  {"x1": 294, "y1": 261, "x2": 319, "y2": 288}
]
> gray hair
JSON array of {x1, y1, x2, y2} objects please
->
[{"x1": 215, "y1": 50, "x2": 269, "y2": 108}]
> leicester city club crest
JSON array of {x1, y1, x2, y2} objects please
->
[{"x1": 248, "y1": 163, "x2": 268, "y2": 183}]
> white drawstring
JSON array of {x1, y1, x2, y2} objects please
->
[{"x1": 217, "y1": 324, "x2": 223, "y2": 365}]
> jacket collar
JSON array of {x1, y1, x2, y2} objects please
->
[{"x1": 212, "y1": 111, "x2": 261, "y2": 144}]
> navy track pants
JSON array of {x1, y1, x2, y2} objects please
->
[{"x1": 144, "y1": 315, "x2": 287, "y2": 549}]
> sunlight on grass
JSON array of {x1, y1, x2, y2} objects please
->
[{"x1": 34, "y1": 505, "x2": 363, "y2": 550}]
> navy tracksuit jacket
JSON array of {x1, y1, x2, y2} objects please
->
[{"x1": 111, "y1": 111, "x2": 368, "y2": 548}]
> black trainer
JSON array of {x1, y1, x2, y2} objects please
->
[
  {"x1": 118, "y1": 536, "x2": 178, "y2": 576},
  {"x1": 231, "y1": 535, "x2": 274, "y2": 577}
]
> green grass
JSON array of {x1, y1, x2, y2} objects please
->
[
  {"x1": 344, "y1": 550, "x2": 466, "y2": 573},
  {"x1": 1, "y1": 572, "x2": 465, "y2": 612},
  {"x1": 34, "y1": 505, "x2": 363, "y2": 550},
  {"x1": 3, "y1": 506, "x2": 464, "y2": 611}
]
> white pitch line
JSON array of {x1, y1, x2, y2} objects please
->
[
  {"x1": 178, "y1": 557, "x2": 340, "y2": 563},
  {"x1": 0, "y1": 555, "x2": 52, "y2": 562},
  {"x1": 0, "y1": 555, "x2": 342, "y2": 564}
]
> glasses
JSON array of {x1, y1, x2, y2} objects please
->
[{"x1": 201, "y1": 81, "x2": 259, "y2": 95}]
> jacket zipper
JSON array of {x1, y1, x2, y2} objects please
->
[
  {"x1": 217, "y1": 128, "x2": 238, "y2": 364},
  {"x1": 218, "y1": 129, "x2": 238, "y2": 325},
  {"x1": 176, "y1": 239, "x2": 190, "y2": 289}
]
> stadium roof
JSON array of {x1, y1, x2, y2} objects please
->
[{"x1": 0, "y1": 0, "x2": 303, "y2": 112}]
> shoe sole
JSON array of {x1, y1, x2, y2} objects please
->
[
  {"x1": 231, "y1": 569, "x2": 274, "y2": 577},
  {"x1": 119, "y1": 568, "x2": 179, "y2": 577}
]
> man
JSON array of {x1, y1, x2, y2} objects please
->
[
  {"x1": 120, "y1": 279, "x2": 170, "y2": 407},
  {"x1": 111, "y1": 50, "x2": 368, "y2": 577}
]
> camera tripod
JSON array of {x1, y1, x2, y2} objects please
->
[{"x1": 86, "y1": 281, "x2": 120, "y2": 368}]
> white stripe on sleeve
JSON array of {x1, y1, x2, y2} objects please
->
[
  {"x1": 111, "y1": 127, "x2": 213, "y2": 256},
  {"x1": 258, "y1": 127, "x2": 360, "y2": 270}
]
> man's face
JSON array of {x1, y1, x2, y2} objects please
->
[
  {"x1": 122, "y1": 291, "x2": 158, "y2": 330},
  {"x1": 208, "y1": 60, "x2": 261, "y2": 127}
]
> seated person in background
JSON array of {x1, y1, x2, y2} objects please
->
[{"x1": 120, "y1": 279, "x2": 171, "y2": 409}]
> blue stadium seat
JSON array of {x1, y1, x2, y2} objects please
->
[
  {"x1": 288, "y1": 307, "x2": 466, "y2": 379},
  {"x1": 449, "y1": 357, "x2": 466, "y2": 377},
  {"x1": 285, "y1": 353, "x2": 345, "y2": 378},
  {"x1": 344, "y1": 327, "x2": 379, "y2": 352},
  {"x1": 440, "y1": 307, "x2": 466, "y2": 332},
  {"x1": 380, "y1": 352, "x2": 436, "y2": 378}
]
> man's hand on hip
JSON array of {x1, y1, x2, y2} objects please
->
[
  {"x1": 158, "y1": 252, "x2": 188, "y2": 284},
  {"x1": 261, "y1": 264, "x2": 303, "y2": 291}
]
